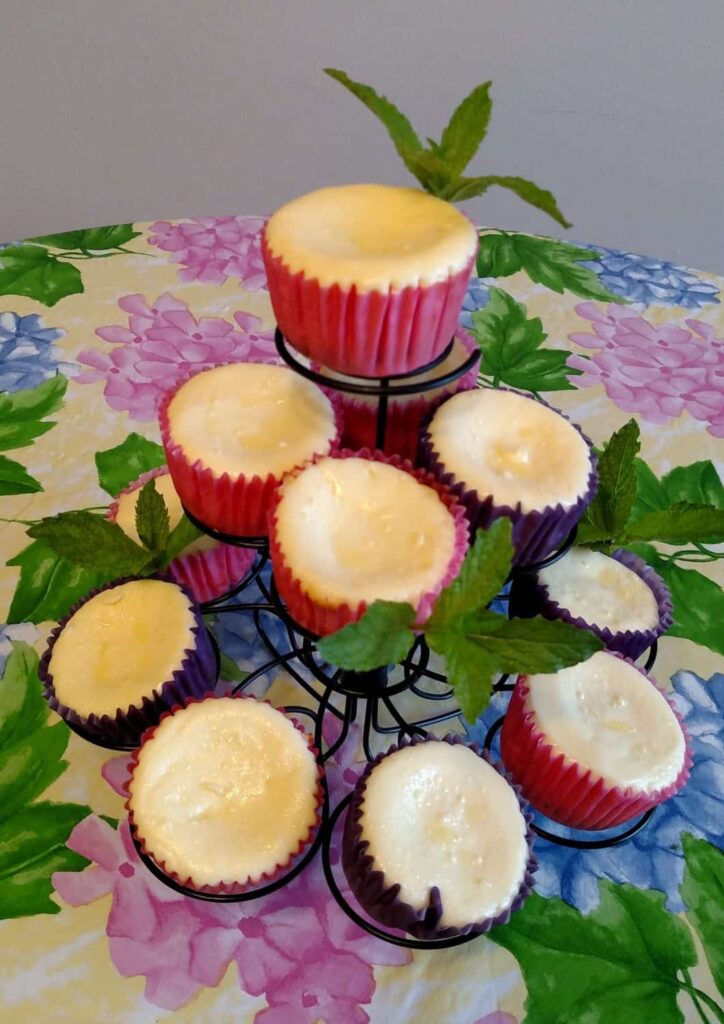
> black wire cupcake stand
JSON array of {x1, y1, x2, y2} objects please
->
[{"x1": 90, "y1": 330, "x2": 660, "y2": 950}]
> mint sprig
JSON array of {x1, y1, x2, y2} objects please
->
[
  {"x1": 324, "y1": 68, "x2": 570, "y2": 227},
  {"x1": 318, "y1": 519, "x2": 602, "y2": 722},
  {"x1": 25, "y1": 479, "x2": 202, "y2": 580},
  {"x1": 578, "y1": 420, "x2": 724, "y2": 553}
]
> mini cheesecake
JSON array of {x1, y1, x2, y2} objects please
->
[
  {"x1": 40, "y1": 577, "x2": 217, "y2": 746},
  {"x1": 536, "y1": 547, "x2": 672, "y2": 658},
  {"x1": 110, "y1": 468, "x2": 255, "y2": 604},
  {"x1": 423, "y1": 388, "x2": 596, "y2": 564},
  {"x1": 268, "y1": 451, "x2": 468, "y2": 635},
  {"x1": 501, "y1": 650, "x2": 690, "y2": 829},
  {"x1": 159, "y1": 362, "x2": 340, "y2": 536},
  {"x1": 127, "y1": 696, "x2": 322, "y2": 892},
  {"x1": 342, "y1": 737, "x2": 535, "y2": 939},
  {"x1": 262, "y1": 184, "x2": 478, "y2": 377}
]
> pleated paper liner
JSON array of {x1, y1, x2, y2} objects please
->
[
  {"x1": 534, "y1": 546, "x2": 673, "y2": 660},
  {"x1": 267, "y1": 448, "x2": 470, "y2": 637},
  {"x1": 421, "y1": 389, "x2": 598, "y2": 566},
  {"x1": 316, "y1": 330, "x2": 480, "y2": 462},
  {"x1": 39, "y1": 576, "x2": 218, "y2": 748},
  {"x1": 341, "y1": 734, "x2": 538, "y2": 941},
  {"x1": 262, "y1": 235, "x2": 475, "y2": 378},
  {"x1": 108, "y1": 467, "x2": 256, "y2": 604},
  {"x1": 125, "y1": 694, "x2": 325, "y2": 895},
  {"x1": 158, "y1": 362, "x2": 344, "y2": 537},
  {"x1": 500, "y1": 657, "x2": 692, "y2": 830}
]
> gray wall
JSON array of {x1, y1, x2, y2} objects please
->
[{"x1": 2, "y1": 0, "x2": 723, "y2": 271}]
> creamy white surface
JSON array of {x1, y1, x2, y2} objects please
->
[
  {"x1": 321, "y1": 335, "x2": 474, "y2": 408},
  {"x1": 538, "y1": 548, "x2": 660, "y2": 633},
  {"x1": 274, "y1": 457, "x2": 457, "y2": 607},
  {"x1": 114, "y1": 471, "x2": 216, "y2": 555},
  {"x1": 360, "y1": 743, "x2": 528, "y2": 926},
  {"x1": 428, "y1": 389, "x2": 592, "y2": 512},
  {"x1": 128, "y1": 698, "x2": 319, "y2": 887},
  {"x1": 168, "y1": 362, "x2": 337, "y2": 478},
  {"x1": 264, "y1": 184, "x2": 477, "y2": 291},
  {"x1": 526, "y1": 651, "x2": 686, "y2": 793},
  {"x1": 49, "y1": 579, "x2": 195, "y2": 717}
]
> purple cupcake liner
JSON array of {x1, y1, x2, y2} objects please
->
[
  {"x1": 39, "y1": 575, "x2": 218, "y2": 748},
  {"x1": 341, "y1": 734, "x2": 537, "y2": 941},
  {"x1": 420, "y1": 388, "x2": 598, "y2": 566},
  {"x1": 535, "y1": 547, "x2": 673, "y2": 660}
]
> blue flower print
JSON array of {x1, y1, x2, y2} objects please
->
[
  {"x1": 584, "y1": 247, "x2": 719, "y2": 309},
  {"x1": 465, "y1": 669, "x2": 724, "y2": 913},
  {"x1": 0, "y1": 311, "x2": 73, "y2": 392},
  {"x1": 459, "y1": 278, "x2": 490, "y2": 329}
]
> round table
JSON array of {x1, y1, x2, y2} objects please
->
[{"x1": 0, "y1": 217, "x2": 722, "y2": 1024}]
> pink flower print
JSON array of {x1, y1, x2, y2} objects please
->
[
  {"x1": 568, "y1": 303, "x2": 724, "y2": 435},
  {"x1": 77, "y1": 293, "x2": 276, "y2": 420},
  {"x1": 148, "y1": 216, "x2": 268, "y2": 290},
  {"x1": 52, "y1": 733, "x2": 409, "y2": 1018},
  {"x1": 473, "y1": 1015, "x2": 519, "y2": 1024}
]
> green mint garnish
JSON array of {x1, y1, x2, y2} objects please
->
[
  {"x1": 318, "y1": 518, "x2": 602, "y2": 722},
  {"x1": 324, "y1": 68, "x2": 570, "y2": 227}
]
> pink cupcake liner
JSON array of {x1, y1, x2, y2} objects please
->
[
  {"x1": 125, "y1": 693, "x2": 325, "y2": 895},
  {"x1": 421, "y1": 389, "x2": 598, "y2": 566},
  {"x1": 341, "y1": 734, "x2": 537, "y2": 940},
  {"x1": 322, "y1": 330, "x2": 480, "y2": 462},
  {"x1": 267, "y1": 448, "x2": 470, "y2": 637},
  {"x1": 262, "y1": 234, "x2": 475, "y2": 378},
  {"x1": 535, "y1": 547, "x2": 673, "y2": 661},
  {"x1": 158, "y1": 362, "x2": 344, "y2": 538},
  {"x1": 108, "y1": 467, "x2": 256, "y2": 604},
  {"x1": 39, "y1": 576, "x2": 218, "y2": 748},
  {"x1": 500, "y1": 656, "x2": 692, "y2": 830}
]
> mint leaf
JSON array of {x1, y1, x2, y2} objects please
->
[
  {"x1": 0, "y1": 375, "x2": 67, "y2": 451},
  {"x1": 432, "y1": 632, "x2": 496, "y2": 723},
  {"x1": 95, "y1": 432, "x2": 165, "y2": 496},
  {"x1": 470, "y1": 286, "x2": 581, "y2": 391},
  {"x1": 465, "y1": 610, "x2": 603, "y2": 673},
  {"x1": 324, "y1": 68, "x2": 423, "y2": 163},
  {"x1": 317, "y1": 601, "x2": 416, "y2": 671},
  {"x1": 490, "y1": 882, "x2": 697, "y2": 1024},
  {"x1": 28, "y1": 511, "x2": 151, "y2": 576},
  {"x1": 135, "y1": 479, "x2": 170, "y2": 556},
  {"x1": 581, "y1": 418, "x2": 640, "y2": 546},
  {"x1": 29, "y1": 224, "x2": 140, "y2": 252},
  {"x1": 628, "y1": 543, "x2": 724, "y2": 656},
  {"x1": 0, "y1": 245, "x2": 83, "y2": 306},
  {"x1": 0, "y1": 802, "x2": 89, "y2": 919},
  {"x1": 681, "y1": 834, "x2": 724, "y2": 998},
  {"x1": 0, "y1": 456, "x2": 42, "y2": 496},
  {"x1": 437, "y1": 81, "x2": 492, "y2": 176},
  {"x1": 428, "y1": 518, "x2": 513, "y2": 629},
  {"x1": 477, "y1": 232, "x2": 625, "y2": 303},
  {"x1": 6, "y1": 540, "x2": 113, "y2": 625},
  {"x1": 0, "y1": 643, "x2": 48, "y2": 748},
  {"x1": 396, "y1": 144, "x2": 453, "y2": 194},
  {"x1": 446, "y1": 176, "x2": 571, "y2": 228},
  {"x1": 631, "y1": 457, "x2": 668, "y2": 519},
  {"x1": 625, "y1": 503, "x2": 724, "y2": 545},
  {"x1": 163, "y1": 514, "x2": 203, "y2": 565}
]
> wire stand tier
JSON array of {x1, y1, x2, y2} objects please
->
[{"x1": 127, "y1": 331, "x2": 659, "y2": 948}]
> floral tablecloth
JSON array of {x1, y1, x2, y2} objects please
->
[{"x1": 0, "y1": 218, "x2": 722, "y2": 1024}]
